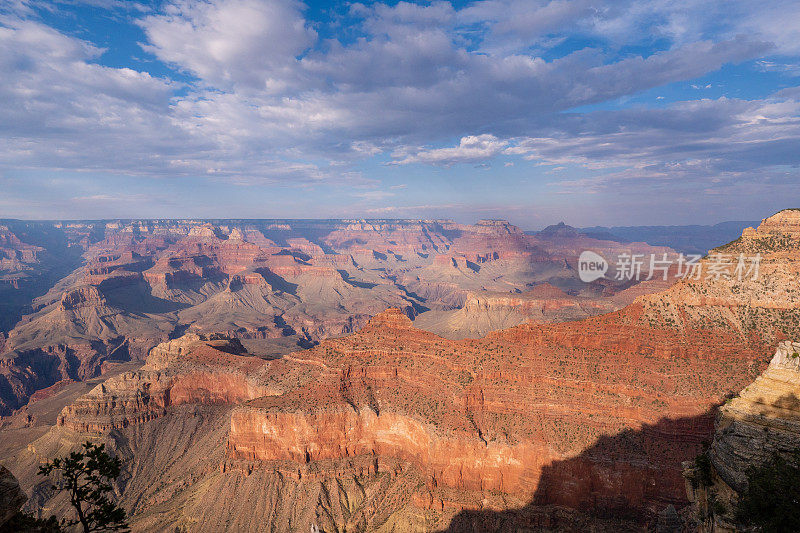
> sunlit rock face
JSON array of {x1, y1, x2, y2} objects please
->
[
  {"x1": 57, "y1": 334, "x2": 275, "y2": 434},
  {"x1": 685, "y1": 340, "x2": 800, "y2": 533}
]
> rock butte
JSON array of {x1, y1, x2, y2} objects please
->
[{"x1": 3, "y1": 210, "x2": 799, "y2": 531}]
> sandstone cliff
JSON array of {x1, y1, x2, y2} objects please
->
[
  {"x1": 56, "y1": 334, "x2": 277, "y2": 434},
  {"x1": 685, "y1": 340, "x2": 800, "y2": 532}
]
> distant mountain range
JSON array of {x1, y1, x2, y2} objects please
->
[{"x1": 528, "y1": 221, "x2": 759, "y2": 255}]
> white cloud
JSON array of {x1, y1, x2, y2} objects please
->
[
  {"x1": 0, "y1": 17, "x2": 186, "y2": 170},
  {"x1": 140, "y1": 0, "x2": 316, "y2": 93},
  {"x1": 351, "y1": 190, "x2": 395, "y2": 201},
  {"x1": 365, "y1": 203, "x2": 460, "y2": 215},
  {"x1": 0, "y1": 13, "x2": 348, "y2": 185},
  {"x1": 390, "y1": 135, "x2": 509, "y2": 166},
  {"x1": 0, "y1": 0, "x2": 796, "y2": 194},
  {"x1": 735, "y1": 0, "x2": 800, "y2": 55},
  {"x1": 509, "y1": 92, "x2": 800, "y2": 190},
  {"x1": 756, "y1": 60, "x2": 800, "y2": 77}
]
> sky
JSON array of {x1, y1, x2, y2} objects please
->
[{"x1": 1, "y1": 0, "x2": 800, "y2": 228}]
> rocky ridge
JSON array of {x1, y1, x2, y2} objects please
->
[{"x1": 56, "y1": 334, "x2": 276, "y2": 434}]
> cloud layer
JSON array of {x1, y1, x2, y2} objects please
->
[{"x1": 1, "y1": 0, "x2": 799, "y2": 221}]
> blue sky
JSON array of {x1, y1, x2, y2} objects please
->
[{"x1": 1, "y1": 0, "x2": 800, "y2": 228}]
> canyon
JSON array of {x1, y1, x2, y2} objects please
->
[
  {"x1": 1, "y1": 211, "x2": 799, "y2": 531},
  {"x1": 0, "y1": 218, "x2": 674, "y2": 415}
]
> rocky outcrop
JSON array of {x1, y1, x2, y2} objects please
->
[
  {"x1": 239, "y1": 304, "x2": 760, "y2": 525},
  {"x1": 59, "y1": 286, "x2": 106, "y2": 311},
  {"x1": 57, "y1": 334, "x2": 275, "y2": 433},
  {"x1": 415, "y1": 284, "x2": 624, "y2": 339},
  {"x1": 744, "y1": 208, "x2": 800, "y2": 238},
  {"x1": 685, "y1": 340, "x2": 800, "y2": 532},
  {"x1": 0, "y1": 224, "x2": 83, "y2": 333},
  {"x1": 0, "y1": 226, "x2": 42, "y2": 270},
  {"x1": 0, "y1": 340, "x2": 120, "y2": 414},
  {"x1": 0, "y1": 465, "x2": 27, "y2": 528},
  {"x1": 227, "y1": 400, "x2": 549, "y2": 496}
]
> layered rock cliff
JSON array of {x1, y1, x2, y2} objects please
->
[
  {"x1": 685, "y1": 340, "x2": 800, "y2": 532},
  {"x1": 56, "y1": 334, "x2": 276, "y2": 433},
  {"x1": 218, "y1": 211, "x2": 800, "y2": 530},
  {"x1": 413, "y1": 276, "x2": 676, "y2": 340}
]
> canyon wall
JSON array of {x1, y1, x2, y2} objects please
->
[
  {"x1": 5, "y1": 210, "x2": 800, "y2": 531},
  {"x1": 0, "y1": 218, "x2": 674, "y2": 415},
  {"x1": 685, "y1": 340, "x2": 800, "y2": 532}
]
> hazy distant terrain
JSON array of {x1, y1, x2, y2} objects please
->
[{"x1": 576, "y1": 221, "x2": 759, "y2": 255}]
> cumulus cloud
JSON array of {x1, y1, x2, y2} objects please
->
[
  {"x1": 140, "y1": 0, "x2": 316, "y2": 93},
  {"x1": 130, "y1": 0, "x2": 773, "y2": 156},
  {"x1": 0, "y1": 16, "x2": 186, "y2": 172},
  {"x1": 0, "y1": 13, "x2": 342, "y2": 184},
  {"x1": 0, "y1": 0, "x2": 798, "y2": 195},
  {"x1": 390, "y1": 135, "x2": 508, "y2": 166}
]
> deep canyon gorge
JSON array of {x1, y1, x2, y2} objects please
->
[{"x1": 1, "y1": 211, "x2": 799, "y2": 532}]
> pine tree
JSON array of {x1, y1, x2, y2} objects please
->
[{"x1": 38, "y1": 442, "x2": 129, "y2": 533}]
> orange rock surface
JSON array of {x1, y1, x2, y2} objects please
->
[{"x1": 8, "y1": 212, "x2": 800, "y2": 531}]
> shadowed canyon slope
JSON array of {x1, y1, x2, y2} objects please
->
[
  {"x1": 0, "y1": 218, "x2": 674, "y2": 414},
  {"x1": 2, "y1": 210, "x2": 800, "y2": 531}
]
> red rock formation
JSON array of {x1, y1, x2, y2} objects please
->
[
  {"x1": 0, "y1": 226, "x2": 43, "y2": 266},
  {"x1": 57, "y1": 335, "x2": 275, "y2": 433},
  {"x1": 216, "y1": 212, "x2": 800, "y2": 528},
  {"x1": 6, "y1": 217, "x2": 763, "y2": 530},
  {"x1": 59, "y1": 286, "x2": 106, "y2": 310},
  {"x1": 322, "y1": 220, "x2": 452, "y2": 255},
  {"x1": 221, "y1": 301, "x2": 769, "y2": 524}
]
